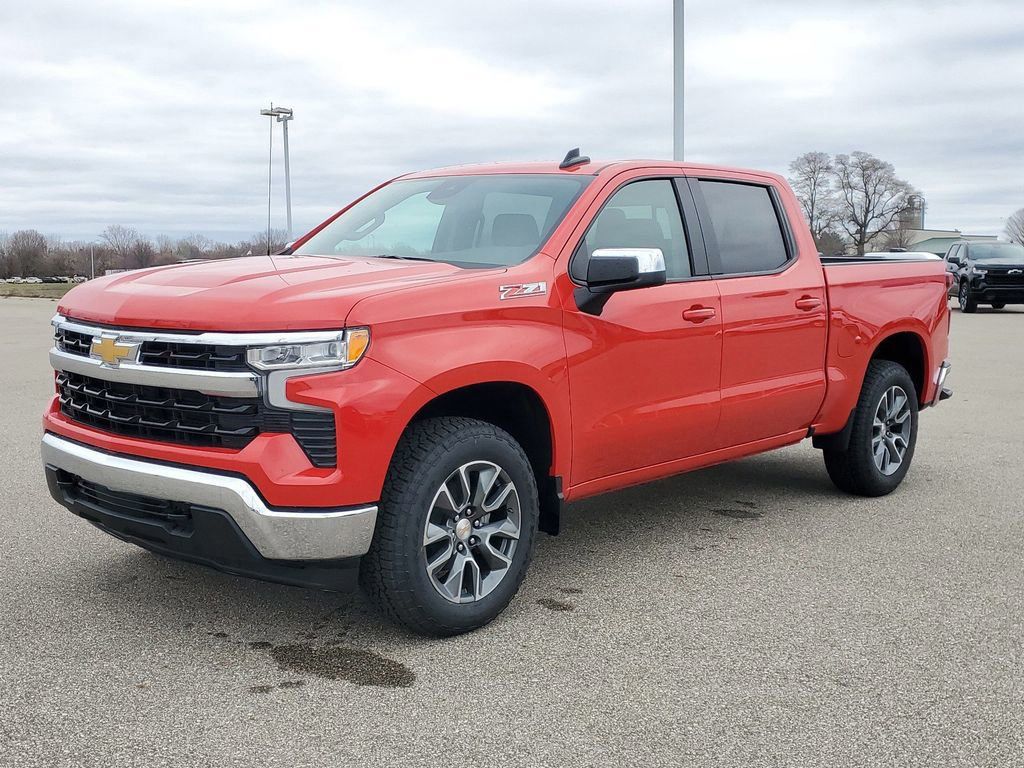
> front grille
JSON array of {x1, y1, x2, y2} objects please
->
[
  {"x1": 985, "y1": 272, "x2": 1024, "y2": 287},
  {"x1": 56, "y1": 371, "x2": 336, "y2": 467},
  {"x1": 55, "y1": 327, "x2": 249, "y2": 372},
  {"x1": 138, "y1": 341, "x2": 250, "y2": 371},
  {"x1": 58, "y1": 471, "x2": 196, "y2": 533},
  {"x1": 55, "y1": 327, "x2": 93, "y2": 357}
]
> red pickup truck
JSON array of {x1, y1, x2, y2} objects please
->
[{"x1": 42, "y1": 155, "x2": 952, "y2": 635}]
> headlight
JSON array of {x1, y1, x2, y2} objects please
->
[
  {"x1": 969, "y1": 266, "x2": 987, "y2": 276},
  {"x1": 246, "y1": 328, "x2": 370, "y2": 371}
]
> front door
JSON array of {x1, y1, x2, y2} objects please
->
[{"x1": 562, "y1": 178, "x2": 723, "y2": 486}]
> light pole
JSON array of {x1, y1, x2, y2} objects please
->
[
  {"x1": 673, "y1": 0, "x2": 685, "y2": 161},
  {"x1": 260, "y1": 104, "x2": 295, "y2": 244}
]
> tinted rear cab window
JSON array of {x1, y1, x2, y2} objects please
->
[{"x1": 700, "y1": 181, "x2": 789, "y2": 274}]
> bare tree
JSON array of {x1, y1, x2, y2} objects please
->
[
  {"x1": 885, "y1": 221, "x2": 917, "y2": 251},
  {"x1": 247, "y1": 228, "x2": 289, "y2": 256},
  {"x1": 1007, "y1": 209, "x2": 1024, "y2": 246},
  {"x1": 833, "y1": 152, "x2": 915, "y2": 255},
  {"x1": 101, "y1": 224, "x2": 141, "y2": 268},
  {"x1": 789, "y1": 151, "x2": 840, "y2": 244},
  {"x1": 6, "y1": 230, "x2": 48, "y2": 277},
  {"x1": 127, "y1": 238, "x2": 158, "y2": 269}
]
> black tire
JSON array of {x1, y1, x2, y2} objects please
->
[
  {"x1": 823, "y1": 360, "x2": 919, "y2": 497},
  {"x1": 992, "y1": 302, "x2": 1006, "y2": 310},
  {"x1": 360, "y1": 417, "x2": 539, "y2": 636},
  {"x1": 958, "y1": 280, "x2": 978, "y2": 313}
]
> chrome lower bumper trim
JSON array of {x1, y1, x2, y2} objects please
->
[
  {"x1": 41, "y1": 434, "x2": 377, "y2": 560},
  {"x1": 932, "y1": 361, "x2": 952, "y2": 406},
  {"x1": 49, "y1": 347, "x2": 260, "y2": 398}
]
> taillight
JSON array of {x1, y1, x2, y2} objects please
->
[{"x1": 945, "y1": 272, "x2": 955, "y2": 292}]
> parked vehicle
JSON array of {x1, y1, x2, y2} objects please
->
[
  {"x1": 41, "y1": 155, "x2": 953, "y2": 635},
  {"x1": 946, "y1": 240, "x2": 1024, "y2": 312}
]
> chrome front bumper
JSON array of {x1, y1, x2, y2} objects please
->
[{"x1": 41, "y1": 433, "x2": 377, "y2": 561}]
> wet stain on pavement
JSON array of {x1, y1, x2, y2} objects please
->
[
  {"x1": 537, "y1": 597, "x2": 575, "y2": 612},
  {"x1": 269, "y1": 644, "x2": 415, "y2": 688},
  {"x1": 713, "y1": 507, "x2": 764, "y2": 520},
  {"x1": 557, "y1": 587, "x2": 583, "y2": 595},
  {"x1": 248, "y1": 679, "x2": 306, "y2": 695}
]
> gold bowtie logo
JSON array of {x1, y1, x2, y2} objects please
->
[{"x1": 91, "y1": 336, "x2": 136, "y2": 366}]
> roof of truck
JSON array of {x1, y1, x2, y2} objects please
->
[{"x1": 398, "y1": 160, "x2": 781, "y2": 181}]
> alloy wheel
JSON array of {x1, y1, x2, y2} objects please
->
[
  {"x1": 872, "y1": 385, "x2": 912, "y2": 476},
  {"x1": 422, "y1": 461, "x2": 521, "y2": 603}
]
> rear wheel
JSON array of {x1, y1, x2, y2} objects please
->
[
  {"x1": 360, "y1": 417, "x2": 538, "y2": 636},
  {"x1": 823, "y1": 360, "x2": 919, "y2": 497},
  {"x1": 958, "y1": 281, "x2": 978, "y2": 313}
]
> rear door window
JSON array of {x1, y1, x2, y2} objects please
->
[{"x1": 698, "y1": 181, "x2": 790, "y2": 275}]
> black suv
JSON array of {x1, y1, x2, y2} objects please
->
[{"x1": 946, "y1": 240, "x2": 1024, "y2": 313}]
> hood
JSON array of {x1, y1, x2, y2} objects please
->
[
  {"x1": 974, "y1": 257, "x2": 1024, "y2": 268},
  {"x1": 57, "y1": 255, "x2": 472, "y2": 331}
]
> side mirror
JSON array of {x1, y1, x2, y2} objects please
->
[{"x1": 575, "y1": 248, "x2": 667, "y2": 315}]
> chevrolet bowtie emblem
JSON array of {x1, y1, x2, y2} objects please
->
[{"x1": 90, "y1": 335, "x2": 138, "y2": 366}]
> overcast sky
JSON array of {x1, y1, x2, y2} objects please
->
[{"x1": 2, "y1": 0, "x2": 1022, "y2": 242}]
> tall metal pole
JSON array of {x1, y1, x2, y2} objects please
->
[
  {"x1": 280, "y1": 114, "x2": 293, "y2": 239},
  {"x1": 673, "y1": 0, "x2": 685, "y2": 161},
  {"x1": 266, "y1": 107, "x2": 274, "y2": 255},
  {"x1": 260, "y1": 105, "x2": 294, "y2": 250}
]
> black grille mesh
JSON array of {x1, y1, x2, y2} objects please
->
[{"x1": 57, "y1": 371, "x2": 336, "y2": 467}]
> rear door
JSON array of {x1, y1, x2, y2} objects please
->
[
  {"x1": 562, "y1": 176, "x2": 723, "y2": 486},
  {"x1": 688, "y1": 175, "x2": 828, "y2": 448}
]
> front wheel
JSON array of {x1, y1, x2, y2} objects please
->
[
  {"x1": 823, "y1": 360, "x2": 919, "y2": 497},
  {"x1": 959, "y1": 281, "x2": 978, "y2": 313},
  {"x1": 360, "y1": 417, "x2": 538, "y2": 636}
]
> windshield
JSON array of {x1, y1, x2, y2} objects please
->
[
  {"x1": 970, "y1": 243, "x2": 1024, "y2": 261},
  {"x1": 296, "y1": 174, "x2": 591, "y2": 268}
]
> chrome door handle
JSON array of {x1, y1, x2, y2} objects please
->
[
  {"x1": 682, "y1": 307, "x2": 717, "y2": 323},
  {"x1": 795, "y1": 297, "x2": 823, "y2": 311}
]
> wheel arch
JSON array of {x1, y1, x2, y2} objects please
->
[
  {"x1": 402, "y1": 379, "x2": 563, "y2": 535},
  {"x1": 814, "y1": 328, "x2": 929, "y2": 453},
  {"x1": 869, "y1": 330, "x2": 928, "y2": 408}
]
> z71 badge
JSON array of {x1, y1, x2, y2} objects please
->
[{"x1": 499, "y1": 282, "x2": 547, "y2": 300}]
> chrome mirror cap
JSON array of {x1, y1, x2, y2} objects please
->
[{"x1": 591, "y1": 247, "x2": 666, "y2": 274}]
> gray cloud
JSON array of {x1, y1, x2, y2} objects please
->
[{"x1": 1, "y1": 0, "x2": 1021, "y2": 241}]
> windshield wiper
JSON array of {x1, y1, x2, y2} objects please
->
[{"x1": 372, "y1": 254, "x2": 436, "y2": 262}]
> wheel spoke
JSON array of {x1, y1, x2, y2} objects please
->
[
  {"x1": 438, "y1": 552, "x2": 470, "y2": 601},
  {"x1": 874, "y1": 439, "x2": 887, "y2": 470},
  {"x1": 471, "y1": 465, "x2": 499, "y2": 508},
  {"x1": 426, "y1": 539, "x2": 455, "y2": 575},
  {"x1": 482, "y1": 482, "x2": 515, "y2": 513},
  {"x1": 478, "y1": 516, "x2": 520, "y2": 542},
  {"x1": 423, "y1": 521, "x2": 451, "y2": 547},
  {"x1": 477, "y1": 538, "x2": 513, "y2": 571},
  {"x1": 890, "y1": 392, "x2": 907, "y2": 419},
  {"x1": 434, "y1": 484, "x2": 462, "y2": 515}
]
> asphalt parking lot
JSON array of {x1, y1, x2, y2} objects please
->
[{"x1": 1, "y1": 296, "x2": 1020, "y2": 767}]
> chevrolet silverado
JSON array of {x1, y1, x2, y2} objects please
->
[{"x1": 42, "y1": 154, "x2": 953, "y2": 635}]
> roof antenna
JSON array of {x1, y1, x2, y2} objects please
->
[{"x1": 559, "y1": 147, "x2": 591, "y2": 170}]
